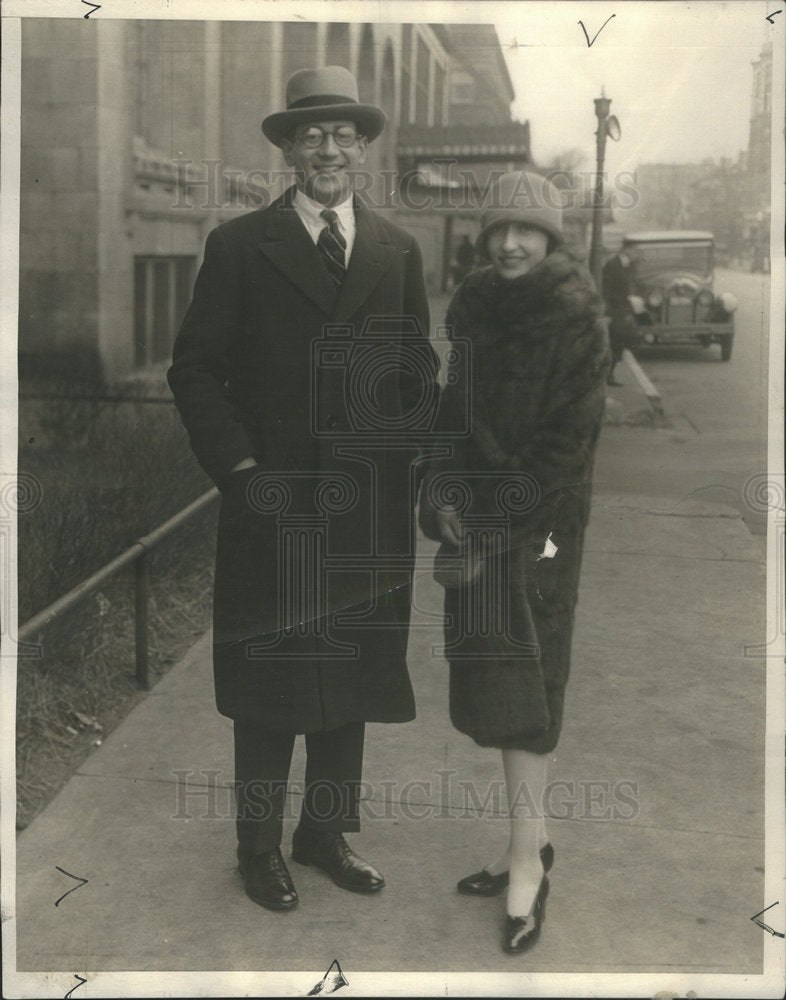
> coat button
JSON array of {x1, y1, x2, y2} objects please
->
[{"x1": 325, "y1": 414, "x2": 337, "y2": 429}]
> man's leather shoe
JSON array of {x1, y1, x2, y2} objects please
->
[
  {"x1": 237, "y1": 846, "x2": 298, "y2": 911},
  {"x1": 291, "y1": 828, "x2": 385, "y2": 893}
]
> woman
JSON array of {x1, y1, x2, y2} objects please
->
[{"x1": 420, "y1": 170, "x2": 609, "y2": 953}]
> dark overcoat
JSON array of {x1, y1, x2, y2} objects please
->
[
  {"x1": 419, "y1": 250, "x2": 609, "y2": 754},
  {"x1": 601, "y1": 253, "x2": 632, "y2": 312},
  {"x1": 602, "y1": 253, "x2": 636, "y2": 358},
  {"x1": 168, "y1": 187, "x2": 436, "y2": 731}
]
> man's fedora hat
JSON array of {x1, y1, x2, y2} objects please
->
[{"x1": 262, "y1": 66, "x2": 386, "y2": 147}]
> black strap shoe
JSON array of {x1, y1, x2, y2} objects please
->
[
  {"x1": 291, "y1": 828, "x2": 385, "y2": 893},
  {"x1": 504, "y1": 874, "x2": 549, "y2": 954},
  {"x1": 457, "y1": 842, "x2": 554, "y2": 895},
  {"x1": 237, "y1": 846, "x2": 298, "y2": 911}
]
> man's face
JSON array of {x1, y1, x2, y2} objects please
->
[{"x1": 281, "y1": 119, "x2": 368, "y2": 207}]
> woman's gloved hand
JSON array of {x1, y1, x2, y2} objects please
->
[{"x1": 436, "y1": 508, "x2": 463, "y2": 548}]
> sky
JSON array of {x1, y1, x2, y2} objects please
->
[{"x1": 485, "y1": 1, "x2": 773, "y2": 175}]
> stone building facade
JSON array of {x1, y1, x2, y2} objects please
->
[{"x1": 20, "y1": 19, "x2": 521, "y2": 384}]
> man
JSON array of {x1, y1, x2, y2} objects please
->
[
  {"x1": 601, "y1": 247, "x2": 638, "y2": 385},
  {"x1": 168, "y1": 66, "x2": 436, "y2": 912},
  {"x1": 452, "y1": 234, "x2": 475, "y2": 287}
]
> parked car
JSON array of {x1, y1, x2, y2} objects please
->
[{"x1": 622, "y1": 230, "x2": 737, "y2": 361}]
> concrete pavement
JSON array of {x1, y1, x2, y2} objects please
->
[{"x1": 8, "y1": 361, "x2": 772, "y2": 994}]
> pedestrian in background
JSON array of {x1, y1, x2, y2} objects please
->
[
  {"x1": 601, "y1": 246, "x2": 638, "y2": 385},
  {"x1": 419, "y1": 170, "x2": 609, "y2": 954},
  {"x1": 452, "y1": 234, "x2": 476, "y2": 287}
]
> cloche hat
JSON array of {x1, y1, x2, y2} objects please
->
[
  {"x1": 262, "y1": 65, "x2": 387, "y2": 147},
  {"x1": 476, "y1": 170, "x2": 564, "y2": 257}
]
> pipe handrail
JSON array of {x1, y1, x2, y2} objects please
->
[{"x1": 18, "y1": 486, "x2": 219, "y2": 688}]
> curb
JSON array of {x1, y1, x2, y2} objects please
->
[{"x1": 623, "y1": 348, "x2": 664, "y2": 417}]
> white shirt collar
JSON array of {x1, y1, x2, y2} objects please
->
[
  {"x1": 292, "y1": 188, "x2": 356, "y2": 259},
  {"x1": 294, "y1": 188, "x2": 354, "y2": 229}
]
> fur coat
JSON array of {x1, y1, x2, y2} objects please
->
[{"x1": 419, "y1": 249, "x2": 609, "y2": 752}]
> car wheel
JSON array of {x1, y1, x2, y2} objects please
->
[{"x1": 720, "y1": 336, "x2": 733, "y2": 361}]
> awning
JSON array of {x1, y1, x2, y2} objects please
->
[{"x1": 397, "y1": 122, "x2": 531, "y2": 162}]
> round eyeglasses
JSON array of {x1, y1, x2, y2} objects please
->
[{"x1": 296, "y1": 125, "x2": 361, "y2": 148}]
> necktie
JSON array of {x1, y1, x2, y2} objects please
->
[{"x1": 317, "y1": 209, "x2": 347, "y2": 287}]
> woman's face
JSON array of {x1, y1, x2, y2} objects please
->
[{"x1": 487, "y1": 223, "x2": 550, "y2": 280}]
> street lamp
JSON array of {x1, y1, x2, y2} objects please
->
[{"x1": 588, "y1": 91, "x2": 621, "y2": 288}]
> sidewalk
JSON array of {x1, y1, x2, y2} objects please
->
[{"x1": 10, "y1": 369, "x2": 768, "y2": 988}]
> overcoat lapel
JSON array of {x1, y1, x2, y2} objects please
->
[
  {"x1": 255, "y1": 189, "x2": 338, "y2": 315},
  {"x1": 334, "y1": 201, "x2": 397, "y2": 322},
  {"x1": 255, "y1": 189, "x2": 397, "y2": 321}
]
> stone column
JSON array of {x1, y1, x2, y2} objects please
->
[
  {"x1": 426, "y1": 47, "x2": 435, "y2": 126},
  {"x1": 270, "y1": 21, "x2": 284, "y2": 110},
  {"x1": 203, "y1": 21, "x2": 222, "y2": 235},
  {"x1": 96, "y1": 19, "x2": 134, "y2": 381},
  {"x1": 316, "y1": 21, "x2": 327, "y2": 67}
]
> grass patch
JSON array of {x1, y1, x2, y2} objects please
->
[{"x1": 17, "y1": 391, "x2": 218, "y2": 829}]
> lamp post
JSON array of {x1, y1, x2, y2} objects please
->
[{"x1": 588, "y1": 92, "x2": 621, "y2": 288}]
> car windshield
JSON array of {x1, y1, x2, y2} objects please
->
[{"x1": 627, "y1": 243, "x2": 713, "y2": 279}]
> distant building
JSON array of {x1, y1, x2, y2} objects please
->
[
  {"x1": 396, "y1": 24, "x2": 533, "y2": 291},
  {"x1": 440, "y1": 23, "x2": 516, "y2": 126},
  {"x1": 740, "y1": 37, "x2": 772, "y2": 269},
  {"x1": 682, "y1": 159, "x2": 745, "y2": 260},
  {"x1": 746, "y1": 38, "x2": 772, "y2": 217},
  {"x1": 621, "y1": 162, "x2": 709, "y2": 232},
  {"x1": 624, "y1": 36, "x2": 772, "y2": 270}
]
